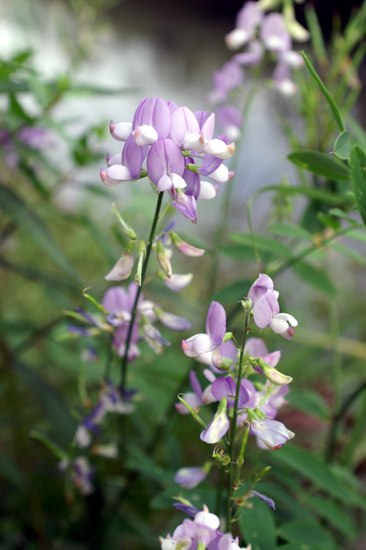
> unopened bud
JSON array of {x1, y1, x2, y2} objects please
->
[
  {"x1": 212, "y1": 447, "x2": 230, "y2": 465},
  {"x1": 170, "y1": 232, "x2": 205, "y2": 257},
  {"x1": 135, "y1": 241, "x2": 146, "y2": 286},
  {"x1": 156, "y1": 240, "x2": 172, "y2": 278},
  {"x1": 258, "y1": 359, "x2": 293, "y2": 386},
  {"x1": 241, "y1": 298, "x2": 252, "y2": 312},
  {"x1": 112, "y1": 203, "x2": 137, "y2": 240}
]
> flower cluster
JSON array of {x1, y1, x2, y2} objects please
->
[
  {"x1": 179, "y1": 274, "x2": 296, "y2": 448},
  {"x1": 160, "y1": 505, "x2": 251, "y2": 550},
  {"x1": 100, "y1": 97, "x2": 236, "y2": 224}
]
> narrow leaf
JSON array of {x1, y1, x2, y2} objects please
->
[
  {"x1": 301, "y1": 50, "x2": 345, "y2": 132},
  {"x1": 307, "y1": 496, "x2": 356, "y2": 539},
  {"x1": 292, "y1": 261, "x2": 337, "y2": 296},
  {"x1": 287, "y1": 389, "x2": 330, "y2": 420},
  {"x1": 29, "y1": 430, "x2": 68, "y2": 461},
  {"x1": 350, "y1": 145, "x2": 366, "y2": 226},
  {"x1": 269, "y1": 223, "x2": 313, "y2": 241},
  {"x1": 278, "y1": 520, "x2": 336, "y2": 549},
  {"x1": 238, "y1": 499, "x2": 276, "y2": 550},
  {"x1": 288, "y1": 151, "x2": 350, "y2": 181}
]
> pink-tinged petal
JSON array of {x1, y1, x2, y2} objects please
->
[
  {"x1": 260, "y1": 13, "x2": 291, "y2": 53},
  {"x1": 133, "y1": 124, "x2": 158, "y2": 146},
  {"x1": 225, "y1": 28, "x2": 249, "y2": 50},
  {"x1": 162, "y1": 273, "x2": 193, "y2": 292},
  {"x1": 158, "y1": 311, "x2": 191, "y2": 331},
  {"x1": 198, "y1": 181, "x2": 217, "y2": 200},
  {"x1": 281, "y1": 326, "x2": 294, "y2": 340},
  {"x1": 175, "y1": 392, "x2": 202, "y2": 415},
  {"x1": 182, "y1": 333, "x2": 215, "y2": 357},
  {"x1": 106, "y1": 153, "x2": 121, "y2": 167},
  {"x1": 204, "y1": 139, "x2": 235, "y2": 159},
  {"x1": 248, "y1": 273, "x2": 274, "y2": 303},
  {"x1": 170, "y1": 232, "x2": 205, "y2": 257},
  {"x1": 101, "y1": 165, "x2": 132, "y2": 186},
  {"x1": 200, "y1": 406, "x2": 229, "y2": 444},
  {"x1": 170, "y1": 106, "x2": 200, "y2": 147},
  {"x1": 206, "y1": 301, "x2": 226, "y2": 345},
  {"x1": 104, "y1": 252, "x2": 134, "y2": 281},
  {"x1": 172, "y1": 193, "x2": 197, "y2": 224},
  {"x1": 183, "y1": 133, "x2": 206, "y2": 153},
  {"x1": 190, "y1": 370, "x2": 203, "y2": 400},
  {"x1": 109, "y1": 121, "x2": 132, "y2": 141},
  {"x1": 102, "y1": 287, "x2": 128, "y2": 313},
  {"x1": 201, "y1": 384, "x2": 216, "y2": 405},
  {"x1": 253, "y1": 294, "x2": 273, "y2": 329},
  {"x1": 203, "y1": 369, "x2": 216, "y2": 383},
  {"x1": 122, "y1": 134, "x2": 145, "y2": 179}
]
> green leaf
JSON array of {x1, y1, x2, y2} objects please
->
[
  {"x1": 288, "y1": 151, "x2": 350, "y2": 181},
  {"x1": 307, "y1": 496, "x2": 356, "y2": 539},
  {"x1": 0, "y1": 184, "x2": 81, "y2": 283},
  {"x1": 269, "y1": 445, "x2": 363, "y2": 505},
  {"x1": 328, "y1": 242, "x2": 366, "y2": 265},
  {"x1": 256, "y1": 482, "x2": 315, "y2": 521},
  {"x1": 301, "y1": 50, "x2": 345, "y2": 133},
  {"x1": 277, "y1": 520, "x2": 336, "y2": 549},
  {"x1": 212, "y1": 280, "x2": 251, "y2": 304},
  {"x1": 269, "y1": 223, "x2": 313, "y2": 241},
  {"x1": 238, "y1": 499, "x2": 276, "y2": 550},
  {"x1": 287, "y1": 389, "x2": 330, "y2": 420},
  {"x1": 254, "y1": 185, "x2": 351, "y2": 205},
  {"x1": 350, "y1": 145, "x2": 366, "y2": 226},
  {"x1": 304, "y1": 6, "x2": 327, "y2": 63},
  {"x1": 230, "y1": 233, "x2": 292, "y2": 257},
  {"x1": 333, "y1": 131, "x2": 352, "y2": 160},
  {"x1": 328, "y1": 208, "x2": 360, "y2": 225},
  {"x1": 317, "y1": 213, "x2": 341, "y2": 230},
  {"x1": 346, "y1": 229, "x2": 366, "y2": 243},
  {"x1": 347, "y1": 115, "x2": 366, "y2": 151},
  {"x1": 277, "y1": 545, "x2": 321, "y2": 550},
  {"x1": 292, "y1": 261, "x2": 337, "y2": 296},
  {"x1": 220, "y1": 243, "x2": 258, "y2": 261},
  {"x1": 29, "y1": 430, "x2": 68, "y2": 461}
]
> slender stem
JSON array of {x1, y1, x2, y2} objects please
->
[
  {"x1": 234, "y1": 425, "x2": 249, "y2": 492},
  {"x1": 215, "y1": 467, "x2": 225, "y2": 517},
  {"x1": 121, "y1": 191, "x2": 164, "y2": 394},
  {"x1": 226, "y1": 311, "x2": 250, "y2": 532},
  {"x1": 325, "y1": 378, "x2": 366, "y2": 463}
]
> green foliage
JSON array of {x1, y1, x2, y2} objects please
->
[
  {"x1": 287, "y1": 151, "x2": 350, "y2": 181},
  {"x1": 238, "y1": 499, "x2": 277, "y2": 550},
  {"x1": 350, "y1": 145, "x2": 366, "y2": 226}
]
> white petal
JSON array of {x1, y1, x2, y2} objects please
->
[
  {"x1": 204, "y1": 139, "x2": 235, "y2": 159},
  {"x1": 225, "y1": 29, "x2": 249, "y2": 50},
  {"x1": 157, "y1": 174, "x2": 173, "y2": 191},
  {"x1": 163, "y1": 273, "x2": 193, "y2": 292},
  {"x1": 269, "y1": 318, "x2": 289, "y2": 334},
  {"x1": 106, "y1": 153, "x2": 121, "y2": 167},
  {"x1": 197, "y1": 181, "x2": 217, "y2": 200},
  {"x1": 133, "y1": 124, "x2": 158, "y2": 146},
  {"x1": 171, "y1": 173, "x2": 187, "y2": 189},
  {"x1": 275, "y1": 313, "x2": 298, "y2": 326},
  {"x1": 110, "y1": 121, "x2": 132, "y2": 142}
]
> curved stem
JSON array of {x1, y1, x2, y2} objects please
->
[
  {"x1": 226, "y1": 310, "x2": 250, "y2": 531},
  {"x1": 121, "y1": 191, "x2": 164, "y2": 394}
]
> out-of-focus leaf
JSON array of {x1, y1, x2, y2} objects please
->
[
  {"x1": 0, "y1": 454, "x2": 27, "y2": 490},
  {"x1": 230, "y1": 233, "x2": 292, "y2": 257},
  {"x1": 346, "y1": 229, "x2": 366, "y2": 243},
  {"x1": 317, "y1": 212, "x2": 341, "y2": 230},
  {"x1": 301, "y1": 50, "x2": 345, "y2": 133},
  {"x1": 333, "y1": 131, "x2": 352, "y2": 160},
  {"x1": 238, "y1": 498, "x2": 276, "y2": 550},
  {"x1": 78, "y1": 215, "x2": 119, "y2": 264},
  {"x1": 125, "y1": 443, "x2": 175, "y2": 485},
  {"x1": 307, "y1": 496, "x2": 356, "y2": 539},
  {"x1": 0, "y1": 184, "x2": 81, "y2": 282},
  {"x1": 255, "y1": 482, "x2": 315, "y2": 521},
  {"x1": 14, "y1": 362, "x2": 77, "y2": 446},
  {"x1": 277, "y1": 520, "x2": 336, "y2": 549},
  {"x1": 256, "y1": 185, "x2": 351, "y2": 205},
  {"x1": 212, "y1": 280, "x2": 251, "y2": 304},
  {"x1": 9, "y1": 93, "x2": 33, "y2": 122},
  {"x1": 288, "y1": 151, "x2": 350, "y2": 181},
  {"x1": 327, "y1": 208, "x2": 360, "y2": 225},
  {"x1": 347, "y1": 115, "x2": 366, "y2": 150},
  {"x1": 292, "y1": 261, "x2": 337, "y2": 296},
  {"x1": 220, "y1": 243, "x2": 258, "y2": 261},
  {"x1": 269, "y1": 445, "x2": 363, "y2": 505},
  {"x1": 269, "y1": 223, "x2": 313, "y2": 241},
  {"x1": 350, "y1": 145, "x2": 366, "y2": 226},
  {"x1": 29, "y1": 430, "x2": 68, "y2": 461},
  {"x1": 150, "y1": 486, "x2": 216, "y2": 511},
  {"x1": 305, "y1": 5, "x2": 327, "y2": 63},
  {"x1": 328, "y1": 242, "x2": 366, "y2": 265},
  {"x1": 287, "y1": 389, "x2": 330, "y2": 420}
]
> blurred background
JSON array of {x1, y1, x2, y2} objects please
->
[{"x1": 1, "y1": 0, "x2": 366, "y2": 549}]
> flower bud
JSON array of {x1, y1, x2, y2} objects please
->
[
  {"x1": 135, "y1": 241, "x2": 146, "y2": 286},
  {"x1": 241, "y1": 298, "x2": 252, "y2": 312},
  {"x1": 156, "y1": 240, "x2": 172, "y2": 278},
  {"x1": 170, "y1": 232, "x2": 205, "y2": 257},
  {"x1": 258, "y1": 359, "x2": 293, "y2": 386},
  {"x1": 104, "y1": 241, "x2": 135, "y2": 281},
  {"x1": 109, "y1": 121, "x2": 132, "y2": 142},
  {"x1": 212, "y1": 447, "x2": 230, "y2": 465},
  {"x1": 156, "y1": 271, "x2": 193, "y2": 292}
]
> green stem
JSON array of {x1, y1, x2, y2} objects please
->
[
  {"x1": 226, "y1": 311, "x2": 250, "y2": 531},
  {"x1": 234, "y1": 425, "x2": 249, "y2": 492},
  {"x1": 121, "y1": 191, "x2": 164, "y2": 394}
]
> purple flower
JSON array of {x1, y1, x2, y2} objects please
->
[
  {"x1": 211, "y1": 376, "x2": 251, "y2": 410},
  {"x1": 212, "y1": 60, "x2": 244, "y2": 102},
  {"x1": 225, "y1": 1, "x2": 263, "y2": 50},
  {"x1": 174, "y1": 466, "x2": 208, "y2": 489},
  {"x1": 173, "y1": 503, "x2": 200, "y2": 518},
  {"x1": 244, "y1": 337, "x2": 281, "y2": 373},
  {"x1": 71, "y1": 457, "x2": 95, "y2": 496},
  {"x1": 109, "y1": 120, "x2": 132, "y2": 142},
  {"x1": 132, "y1": 96, "x2": 171, "y2": 146},
  {"x1": 101, "y1": 134, "x2": 145, "y2": 186},
  {"x1": 196, "y1": 340, "x2": 238, "y2": 373},
  {"x1": 147, "y1": 138, "x2": 186, "y2": 192},
  {"x1": 200, "y1": 397, "x2": 230, "y2": 444},
  {"x1": 248, "y1": 274, "x2": 298, "y2": 339},
  {"x1": 156, "y1": 310, "x2": 192, "y2": 332},
  {"x1": 249, "y1": 490, "x2": 275, "y2": 510},
  {"x1": 260, "y1": 13, "x2": 291, "y2": 53},
  {"x1": 216, "y1": 106, "x2": 243, "y2": 142},
  {"x1": 175, "y1": 369, "x2": 216, "y2": 415},
  {"x1": 170, "y1": 232, "x2": 205, "y2": 257},
  {"x1": 171, "y1": 190, "x2": 197, "y2": 224},
  {"x1": 273, "y1": 61, "x2": 297, "y2": 96},
  {"x1": 182, "y1": 301, "x2": 226, "y2": 364},
  {"x1": 234, "y1": 39, "x2": 264, "y2": 66},
  {"x1": 251, "y1": 418, "x2": 294, "y2": 450}
]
